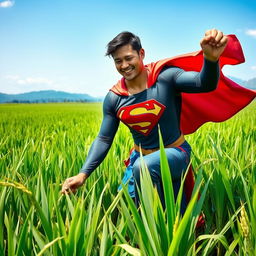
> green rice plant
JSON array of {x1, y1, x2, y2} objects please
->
[
  {"x1": 0, "y1": 101, "x2": 255, "y2": 255},
  {"x1": 235, "y1": 169, "x2": 256, "y2": 255},
  {"x1": 115, "y1": 129, "x2": 212, "y2": 256}
]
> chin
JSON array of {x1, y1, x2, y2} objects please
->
[{"x1": 124, "y1": 73, "x2": 138, "y2": 81}]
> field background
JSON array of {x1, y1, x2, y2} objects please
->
[{"x1": 0, "y1": 101, "x2": 255, "y2": 255}]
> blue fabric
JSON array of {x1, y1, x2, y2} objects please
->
[
  {"x1": 118, "y1": 141, "x2": 191, "y2": 214},
  {"x1": 80, "y1": 60, "x2": 219, "y2": 176},
  {"x1": 118, "y1": 149, "x2": 139, "y2": 198}
]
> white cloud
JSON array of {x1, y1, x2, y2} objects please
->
[
  {"x1": 5, "y1": 75, "x2": 19, "y2": 80},
  {"x1": 0, "y1": 0, "x2": 14, "y2": 8},
  {"x1": 6, "y1": 75, "x2": 54, "y2": 85},
  {"x1": 245, "y1": 29, "x2": 256, "y2": 38},
  {"x1": 251, "y1": 66, "x2": 256, "y2": 70},
  {"x1": 18, "y1": 77, "x2": 53, "y2": 85},
  {"x1": 1, "y1": 75, "x2": 58, "y2": 94}
]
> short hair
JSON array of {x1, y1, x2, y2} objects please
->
[{"x1": 105, "y1": 31, "x2": 142, "y2": 57}]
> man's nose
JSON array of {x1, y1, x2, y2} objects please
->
[{"x1": 121, "y1": 61, "x2": 129, "y2": 69}]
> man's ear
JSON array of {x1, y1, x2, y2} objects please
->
[{"x1": 139, "y1": 48, "x2": 145, "y2": 60}]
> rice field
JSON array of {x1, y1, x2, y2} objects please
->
[{"x1": 0, "y1": 101, "x2": 255, "y2": 255}]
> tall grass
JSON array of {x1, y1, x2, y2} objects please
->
[{"x1": 0, "y1": 101, "x2": 255, "y2": 255}]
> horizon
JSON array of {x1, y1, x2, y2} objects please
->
[
  {"x1": 1, "y1": 74, "x2": 255, "y2": 97},
  {"x1": 0, "y1": 89, "x2": 103, "y2": 97},
  {"x1": 1, "y1": 0, "x2": 256, "y2": 97}
]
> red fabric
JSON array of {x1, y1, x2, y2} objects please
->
[
  {"x1": 124, "y1": 147, "x2": 135, "y2": 167},
  {"x1": 176, "y1": 146, "x2": 194, "y2": 201},
  {"x1": 112, "y1": 35, "x2": 254, "y2": 226},
  {"x1": 110, "y1": 35, "x2": 256, "y2": 135},
  {"x1": 117, "y1": 99, "x2": 166, "y2": 136},
  {"x1": 184, "y1": 165, "x2": 195, "y2": 201}
]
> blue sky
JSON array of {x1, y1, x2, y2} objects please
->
[{"x1": 0, "y1": 0, "x2": 256, "y2": 96}]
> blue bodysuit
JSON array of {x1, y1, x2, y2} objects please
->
[{"x1": 80, "y1": 58, "x2": 219, "y2": 210}]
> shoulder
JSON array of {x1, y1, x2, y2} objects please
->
[
  {"x1": 103, "y1": 91, "x2": 120, "y2": 114},
  {"x1": 157, "y1": 65, "x2": 184, "y2": 82},
  {"x1": 104, "y1": 90, "x2": 120, "y2": 103}
]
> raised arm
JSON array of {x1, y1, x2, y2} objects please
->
[
  {"x1": 201, "y1": 29, "x2": 228, "y2": 62},
  {"x1": 171, "y1": 57, "x2": 220, "y2": 93},
  {"x1": 61, "y1": 92, "x2": 119, "y2": 193},
  {"x1": 160, "y1": 29, "x2": 228, "y2": 93}
]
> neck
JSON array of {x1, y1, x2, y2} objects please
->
[{"x1": 125, "y1": 68, "x2": 148, "y2": 94}]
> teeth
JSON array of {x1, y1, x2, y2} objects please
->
[
  {"x1": 122, "y1": 67, "x2": 133, "y2": 73},
  {"x1": 124, "y1": 70, "x2": 132, "y2": 74}
]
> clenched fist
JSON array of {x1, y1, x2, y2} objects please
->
[{"x1": 200, "y1": 29, "x2": 228, "y2": 62}]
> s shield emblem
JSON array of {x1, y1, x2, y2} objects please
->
[{"x1": 117, "y1": 99, "x2": 166, "y2": 136}]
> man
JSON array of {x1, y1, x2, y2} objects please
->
[{"x1": 61, "y1": 29, "x2": 254, "y2": 212}]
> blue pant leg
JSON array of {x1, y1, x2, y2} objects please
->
[{"x1": 132, "y1": 146, "x2": 190, "y2": 213}]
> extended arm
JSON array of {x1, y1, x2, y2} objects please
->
[
  {"x1": 61, "y1": 92, "x2": 119, "y2": 193},
  {"x1": 79, "y1": 95, "x2": 119, "y2": 176}
]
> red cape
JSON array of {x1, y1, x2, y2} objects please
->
[
  {"x1": 110, "y1": 35, "x2": 256, "y2": 135},
  {"x1": 112, "y1": 35, "x2": 255, "y2": 224}
]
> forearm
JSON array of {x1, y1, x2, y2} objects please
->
[
  {"x1": 199, "y1": 58, "x2": 220, "y2": 92},
  {"x1": 79, "y1": 135, "x2": 113, "y2": 176}
]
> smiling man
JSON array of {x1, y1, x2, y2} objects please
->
[
  {"x1": 113, "y1": 43, "x2": 147, "y2": 95},
  {"x1": 61, "y1": 29, "x2": 255, "y2": 212}
]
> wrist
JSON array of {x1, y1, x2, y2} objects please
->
[
  {"x1": 78, "y1": 172, "x2": 88, "y2": 182},
  {"x1": 203, "y1": 54, "x2": 219, "y2": 63}
]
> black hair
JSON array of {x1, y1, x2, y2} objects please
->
[{"x1": 105, "y1": 31, "x2": 142, "y2": 57}]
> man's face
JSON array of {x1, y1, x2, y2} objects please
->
[{"x1": 112, "y1": 44, "x2": 145, "y2": 81}]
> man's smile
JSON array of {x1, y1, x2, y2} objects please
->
[{"x1": 121, "y1": 66, "x2": 134, "y2": 75}]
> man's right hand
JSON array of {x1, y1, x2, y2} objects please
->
[{"x1": 61, "y1": 173, "x2": 88, "y2": 194}]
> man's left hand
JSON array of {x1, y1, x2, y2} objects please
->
[{"x1": 200, "y1": 29, "x2": 228, "y2": 62}]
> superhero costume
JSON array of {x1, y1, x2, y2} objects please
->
[
  {"x1": 80, "y1": 35, "x2": 256, "y2": 209},
  {"x1": 80, "y1": 58, "x2": 219, "y2": 174}
]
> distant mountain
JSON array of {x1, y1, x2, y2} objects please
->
[
  {"x1": 246, "y1": 78, "x2": 256, "y2": 90},
  {"x1": 1, "y1": 77, "x2": 255, "y2": 104},
  {"x1": 0, "y1": 90, "x2": 102, "y2": 103},
  {"x1": 228, "y1": 76, "x2": 256, "y2": 90}
]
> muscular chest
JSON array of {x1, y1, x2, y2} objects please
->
[{"x1": 115, "y1": 83, "x2": 174, "y2": 136}]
